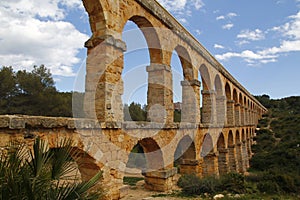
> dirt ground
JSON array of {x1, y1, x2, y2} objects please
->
[{"x1": 121, "y1": 180, "x2": 202, "y2": 200}]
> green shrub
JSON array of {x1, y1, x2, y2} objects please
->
[
  {"x1": 178, "y1": 174, "x2": 221, "y2": 196},
  {"x1": 123, "y1": 177, "x2": 144, "y2": 186},
  {"x1": 0, "y1": 138, "x2": 103, "y2": 200},
  {"x1": 219, "y1": 172, "x2": 246, "y2": 194},
  {"x1": 247, "y1": 171, "x2": 298, "y2": 194},
  {"x1": 257, "y1": 180, "x2": 280, "y2": 194},
  {"x1": 177, "y1": 174, "x2": 203, "y2": 196}
]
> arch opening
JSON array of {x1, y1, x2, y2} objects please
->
[
  {"x1": 228, "y1": 130, "x2": 236, "y2": 172},
  {"x1": 215, "y1": 75, "x2": 225, "y2": 125},
  {"x1": 126, "y1": 138, "x2": 164, "y2": 174},
  {"x1": 235, "y1": 130, "x2": 243, "y2": 173},
  {"x1": 174, "y1": 135, "x2": 196, "y2": 172},
  {"x1": 199, "y1": 65, "x2": 213, "y2": 124},
  {"x1": 201, "y1": 133, "x2": 217, "y2": 176},
  {"x1": 171, "y1": 45, "x2": 196, "y2": 122},
  {"x1": 217, "y1": 133, "x2": 228, "y2": 175},
  {"x1": 122, "y1": 16, "x2": 161, "y2": 121}
]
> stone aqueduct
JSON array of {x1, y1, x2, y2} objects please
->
[{"x1": 0, "y1": 0, "x2": 267, "y2": 199}]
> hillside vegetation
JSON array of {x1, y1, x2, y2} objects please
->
[{"x1": 250, "y1": 95, "x2": 300, "y2": 193}]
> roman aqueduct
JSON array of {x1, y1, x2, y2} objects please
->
[{"x1": 0, "y1": 0, "x2": 267, "y2": 199}]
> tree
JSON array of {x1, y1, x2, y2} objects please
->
[
  {"x1": 124, "y1": 102, "x2": 147, "y2": 121},
  {"x1": 0, "y1": 65, "x2": 73, "y2": 117},
  {"x1": 0, "y1": 137, "x2": 103, "y2": 200},
  {"x1": 0, "y1": 66, "x2": 17, "y2": 113}
]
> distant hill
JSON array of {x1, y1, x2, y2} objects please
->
[{"x1": 250, "y1": 95, "x2": 300, "y2": 193}]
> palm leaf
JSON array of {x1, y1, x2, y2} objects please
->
[{"x1": 49, "y1": 139, "x2": 77, "y2": 180}]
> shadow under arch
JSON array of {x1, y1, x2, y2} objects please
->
[
  {"x1": 215, "y1": 75, "x2": 225, "y2": 125},
  {"x1": 173, "y1": 135, "x2": 196, "y2": 173},
  {"x1": 225, "y1": 82, "x2": 234, "y2": 125},
  {"x1": 235, "y1": 130, "x2": 243, "y2": 173},
  {"x1": 228, "y1": 130, "x2": 236, "y2": 172},
  {"x1": 199, "y1": 64, "x2": 214, "y2": 124},
  {"x1": 49, "y1": 146, "x2": 101, "y2": 182},
  {"x1": 217, "y1": 132, "x2": 228, "y2": 175},
  {"x1": 126, "y1": 138, "x2": 164, "y2": 173},
  {"x1": 201, "y1": 133, "x2": 217, "y2": 176},
  {"x1": 233, "y1": 89, "x2": 240, "y2": 126}
]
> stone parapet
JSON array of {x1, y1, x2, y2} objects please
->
[{"x1": 0, "y1": 115, "x2": 125, "y2": 130}]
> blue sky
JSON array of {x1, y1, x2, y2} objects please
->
[{"x1": 1, "y1": 0, "x2": 300, "y2": 104}]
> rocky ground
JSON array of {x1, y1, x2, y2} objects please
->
[{"x1": 120, "y1": 180, "x2": 202, "y2": 200}]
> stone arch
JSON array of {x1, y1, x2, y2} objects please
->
[
  {"x1": 122, "y1": 19, "x2": 151, "y2": 120},
  {"x1": 174, "y1": 135, "x2": 196, "y2": 174},
  {"x1": 136, "y1": 138, "x2": 164, "y2": 171},
  {"x1": 242, "y1": 129, "x2": 246, "y2": 142},
  {"x1": 246, "y1": 128, "x2": 250, "y2": 139},
  {"x1": 235, "y1": 130, "x2": 243, "y2": 173},
  {"x1": 217, "y1": 132, "x2": 228, "y2": 175},
  {"x1": 48, "y1": 146, "x2": 101, "y2": 183},
  {"x1": 239, "y1": 93, "x2": 243, "y2": 105},
  {"x1": 241, "y1": 129, "x2": 249, "y2": 169},
  {"x1": 239, "y1": 93, "x2": 244, "y2": 125},
  {"x1": 71, "y1": 147, "x2": 101, "y2": 181},
  {"x1": 244, "y1": 97, "x2": 248, "y2": 124},
  {"x1": 214, "y1": 75, "x2": 223, "y2": 96},
  {"x1": 227, "y1": 130, "x2": 236, "y2": 171},
  {"x1": 121, "y1": 16, "x2": 170, "y2": 122},
  {"x1": 233, "y1": 89, "x2": 238, "y2": 102},
  {"x1": 215, "y1": 75, "x2": 225, "y2": 124},
  {"x1": 233, "y1": 89, "x2": 240, "y2": 125},
  {"x1": 123, "y1": 16, "x2": 162, "y2": 64},
  {"x1": 217, "y1": 132, "x2": 226, "y2": 149},
  {"x1": 171, "y1": 45, "x2": 199, "y2": 122},
  {"x1": 82, "y1": 0, "x2": 106, "y2": 34},
  {"x1": 126, "y1": 143, "x2": 146, "y2": 174},
  {"x1": 174, "y1": 45, "x2": 194, "y2": 81},
  {"x1": 201, "y1": 133, "x2": 214, "y2": 157},
  {"x1": 225, "y1": 83, "x2": 234, "y2": 125},
  {"x1": 200, "y1": 64, "x2": 214, "y2": 124},
  {"x1": 225, "y1": 83, "x2": 231, "y2": 100},
  {"x1": 246, "y1": 128, "x2": 252, "y2": 158},
  {"x1": 201, "y1": 133, "x2": 217, "y2": 176},
  {"x1": 199, "y1": 64, "x2": 211, "y2": 90}
]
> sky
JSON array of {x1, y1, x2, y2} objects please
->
[{"x1": 1, "y1": 0, "x2": 300, "y2": 104}]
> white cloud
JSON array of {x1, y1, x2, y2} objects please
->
[
  {"x1": 216, "y1": 12, "x2": 237, "y2": 20},
  {"x1": 0, "y1": 0, "x2": 88, "y2": 76},
  {"x1": 236, "y1": 40, "x2": 250, "y2": 46},
  {"x1": 237, "y1": 29, "x2": 265, "y2": 41},
  {"x1": 178, "y1": 18, "x2": 188, "y2": 24},
  {"x1": 195, "y1": 29, "x2": 202, "y2": 35},
  {"x1": 217, "y1": 11, "x2": 300, "y2": 65},
  {"x1": 216, "y1": 15, "x2": 225, "y2": 20},
  {"x1": 216, "y1": 50, "x2": 277, "y2": 62},
  {"x1": 222, "y1": 23, "x2": 234, "y2": 30},
  {"x1": 227, "y1": 12, "x2": 237, "y2": 18},
  {"x1": 157, "y1": 0, "x2": 187, "y2": 12},
  {"x1": 214, "y1": 44, "x2": 225, "y2": 49},
  {"x1": 157, "y1": 0, "x2": 204, "y2": 11},
  {"x1": 157, "y1": 0, "x2": 204, "y2": 25},
  {"x1": 194, "y1": 0, "x2": 205, "y2": 10}
]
